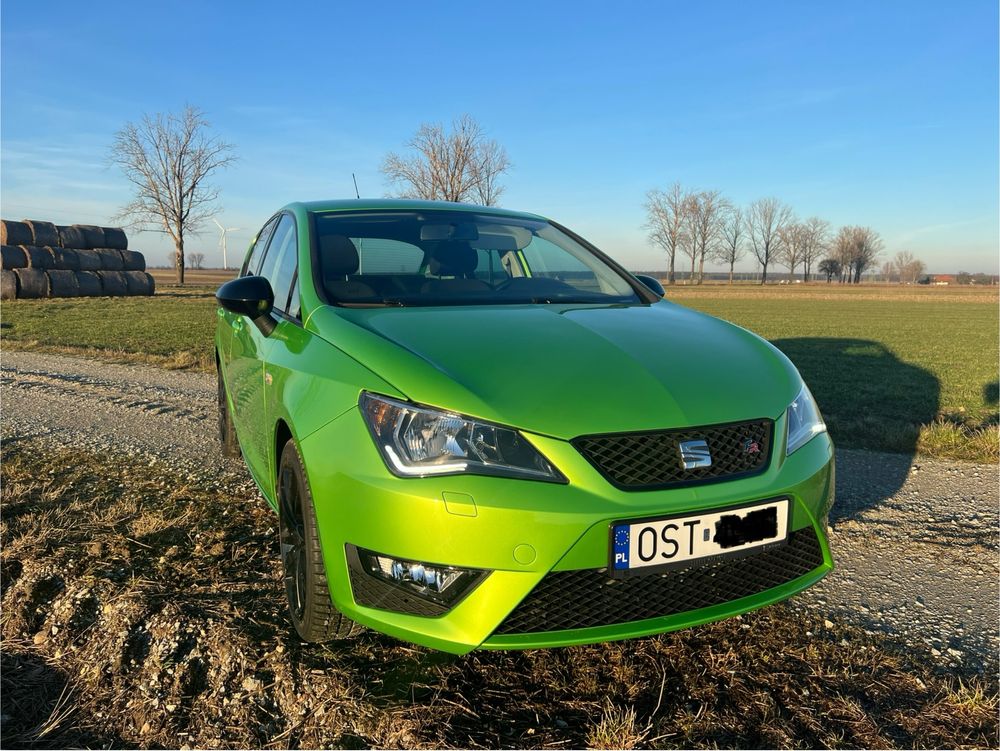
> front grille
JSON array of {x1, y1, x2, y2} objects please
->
[
  {"x1": 494, "y1": 528, "x2": 823, "y2": 635},
  {"x1": 573, "y1": 419, "x2": 773, "y2": 490}
]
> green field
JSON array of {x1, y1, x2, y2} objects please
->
[
  {"x1": 2, "y1": 284, "x2": 997, "y2": 461},
  {"x1": 1, "y1": 288, "x2": 219, "y2": 371}
]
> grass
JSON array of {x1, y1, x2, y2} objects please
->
[
  {"x1": 1, "y1": 283, "x2": 996, "y2": 461},
  {"x1": 1, "y1": 287, "x2": 219, "y2": 372},
  {"x1": 2, "y1": 441, "x2": 996, "y2": 749}
]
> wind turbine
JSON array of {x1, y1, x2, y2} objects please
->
[{"x1": 213, "y1": 219, "x2": 241, "y2": 270}]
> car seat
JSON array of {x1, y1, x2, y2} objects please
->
[
  {"x1": 320, "y1": 235, "x2": 376, "y2": 300},
  {"x1": 420, "y1": 240, "x2": 491, "y2": 295}
]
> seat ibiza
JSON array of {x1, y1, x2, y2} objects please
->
[{"x1": 215, "y1": 199, "x2": 834, "y2": 654}]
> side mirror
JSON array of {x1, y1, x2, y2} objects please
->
[
  {"x1": 217, "y1": 276, "x2": 277, "y2": 336},
  {"x1": 634, "y1": 274, "x2": 665, "y2": 298}
]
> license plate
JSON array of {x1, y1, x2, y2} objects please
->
[{"x1": 609, "y1": 499, "x2": 790, "y2": 577}]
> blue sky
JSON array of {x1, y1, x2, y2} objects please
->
[{"x1": 2, "y1": 0, "x2": 997, "y2": 273}]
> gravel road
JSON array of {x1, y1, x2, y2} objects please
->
[{"x1": 2, "y1": 350, "x2": 997, "y2": 665}]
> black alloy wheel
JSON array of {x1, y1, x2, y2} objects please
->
[{"x1": 276, "y1": 439, "x2": 360, "y2": 642}]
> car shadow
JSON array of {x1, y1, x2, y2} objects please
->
[{"x1": 770, "y1": 338, "x2": 940, "y2": 520}]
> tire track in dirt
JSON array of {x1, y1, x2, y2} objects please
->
[{"x1": 2, "y1": 369, "x2": 211, "y2": 423}]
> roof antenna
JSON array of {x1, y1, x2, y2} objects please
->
[{"x1": 352, "y1": 173, "x2": 360, "y2": 199}]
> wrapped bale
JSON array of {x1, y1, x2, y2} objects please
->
[
  {"x1": 1, "y1": 269, "x2": 17, "y2": 300},
  {"x1": 1, "y1": 220, "x2": 32, "y2": 246},
  {"x1": 97, "y1": 270, "x2": 128, "y2": 296},
  {"x1": 51, "y1": 247, "x2": 81, "y2": 271},
  {"x1": 78, "y1": 225, "x2": 106, "y2": 249},
  {"x1": 23, "y1": 220, "x2": 60, "y2": 247},
  {"x1": 93, "y1": 248, "x2": 125, "y2": 270},
  {"x1": 76, "y1": 271, "x2": 103, "y2": 297},
  {"x1": 102, "y1": 227, "x2": 128, "y2": 250},
  {"x1": 14, "y1": 268, "x2": 50, "y2": 298},
  {"x1": 119, "y1": 249, "x2": 146, "y2": 271},
  {"x1": 124, "y1": 270, "x2": 155, "y2": 296},
  {"x1": 75, "y1": 250, "x2": 103, "y2": 271},
  {"x1": 57, "y1": 225, "x2": 87, "y2": 249},
  {"x1": 47, "y1": 269, "x2": 80, "y2": 297},
  {"x1": 22, "y1": 245, "x2": 56, "y2": 269},
  {"x1": 2, "y1": 245, "x2": 28, "y2": 269}
]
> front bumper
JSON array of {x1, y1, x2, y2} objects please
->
[{"x1": 299, "y1": 407, "x2": 835, "y2": 655}]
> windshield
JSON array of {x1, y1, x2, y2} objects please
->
[{"x1": 310, "y1": 210, "x2": 642, "y2": 306}]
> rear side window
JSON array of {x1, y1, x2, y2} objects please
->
[
  {"x1": 259, "y1": 214, "x2": 298, "y2": 314},
  {"x1": 243, "y1": 216, "x2": 278, "y2": 276}
]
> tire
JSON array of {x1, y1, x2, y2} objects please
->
[
  {"x1": 216, "y1": 363, "x2": 241, "y2": 459},
  {"x1": 277, "y1": 439, "x2": 360, "y2": 642}
]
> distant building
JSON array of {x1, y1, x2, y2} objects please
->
[{"x1": 930, "y1": 274, "x2": 956, "y2": 286}]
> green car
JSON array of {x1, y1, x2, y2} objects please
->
[{"x1": 215, "y1": 199, "x2": 834, "y2": 655}]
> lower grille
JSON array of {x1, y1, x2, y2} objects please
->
[
  {"x1": 494, "y1": 528, "x2": 824, "y2": 635},
  {"x1": 348, "y1": 567, "x2": 449, "y2": 617}
]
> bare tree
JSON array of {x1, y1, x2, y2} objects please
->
[
  {"x1": 777, "y1": 220, "x2": 806, "y2": 280},
  {"x1": 747, "y1": 197, "x2": 792, "y2": 284},
  {"x1": 893, "y1": 250, "x2": 914, "y2": 280},
  {"x1": 881, "y1": 260, "x2": 895, "y2": 282},
  {"x1": 800, "y1": 217, "x2": 830, "y2": 282},
  {"x1": 714, "y1": 205, "x2": 747, "y2": 284},
  {"x1": 472, "y1": 138, "x2": 510, "y2": 206},
  {"x1": 894, "y1": 250, "x2": 926, "y2": 284},
  {"x1": 818, "y1": 258, "x2": 841, "y2": 283},
  {"x1": 849, "y1": 226, "x2": 883, "y2": 283},
  {"x1": 644, "y1": 183, "x2": 691, "y2": 285},
  {"x1": 189, "y1": 252, "x2": 206, "y2": 270},
  {"x1": 686, "y1": 190, "x2": 726, "y2": 284},
  {"x1": 381, "y1": 115, "x2": 511, "y2": 206},
  {"x1": 833, "y1": 225, "x2": 883, "y2": 283},
  {"x1": 679, "y1": 193, "x2": 699, "y2": 284},
  {"x1": 832, "y1": 228, "x2": 853, "y2": 283},
  {"x1": 109, "y1": 105, "x2": 235, "y2": 285}
]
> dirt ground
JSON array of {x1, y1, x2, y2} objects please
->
[{"x1": 1, "y1": 351, "x2": 997, "y2": 749}]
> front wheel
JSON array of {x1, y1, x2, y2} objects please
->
[{"x1": 277, "y1": 439, "x2": 360, "y2": 642}]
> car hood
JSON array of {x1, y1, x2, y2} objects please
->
[{"x1": 308, "y1": 301, "x2": 801, "y2": 440}]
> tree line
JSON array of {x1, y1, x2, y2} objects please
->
[{"x1": 644, "y1": 182, "x2": 913, "y2": 285}]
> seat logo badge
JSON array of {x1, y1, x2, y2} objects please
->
[
  {"x1": 743, "y1": 437, "x2": 761, "y2": 455},
  {"x1": 679, "y1": 439, "x2": 712, "y2": 469}
]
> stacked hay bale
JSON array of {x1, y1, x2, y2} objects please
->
[{"x1": 1, "y1": 219, "x2": 155, "y2": 300}]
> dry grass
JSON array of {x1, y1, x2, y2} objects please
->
[{"x1": 1, "y1": 441, "x2": 996, "y2": 749}]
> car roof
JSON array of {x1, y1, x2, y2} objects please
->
[{"x1": 288, "y1": 198, "x2": 548, "y2": 222}]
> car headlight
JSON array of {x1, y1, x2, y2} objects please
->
[
  {"x1": 785, "y1": 384, "x2": 826, "y2": 455},
  {"x1": 360, "y1": 392, "x2": 565, "y2": 482}
]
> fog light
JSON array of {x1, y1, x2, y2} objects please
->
[{"x1": 354, "y1": 547, "x2": 488, "y2": 606}]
